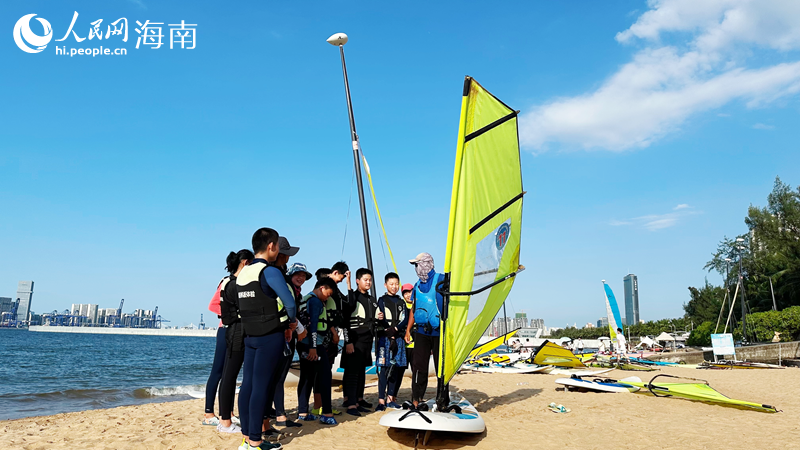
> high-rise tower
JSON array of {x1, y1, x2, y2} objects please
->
[{"x1": 623, "y1": 274, "x2": 639, "y2": 325}]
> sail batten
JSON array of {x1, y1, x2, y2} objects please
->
[{"x1": 439, "y1": 77, "x2": 525, "y2": 385}]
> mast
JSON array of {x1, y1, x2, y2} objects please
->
[
  {"x1": 503, "y1": 303, "x2": 508, "y2": 345},
  {"x1": 327, "y1": 33, "x2": 377, "y2": 300}
]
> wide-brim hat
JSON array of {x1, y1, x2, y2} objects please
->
[{"x1": 286, "y1": 262, "x2": 312, "y2": 280}]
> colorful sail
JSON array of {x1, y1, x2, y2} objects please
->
[
  {"x1": 466, "y1": 328, "x2": 520, "y2": 361},
  {"x1": 626, "y1": 375, "x2": 779, "y2": 413},
  {"x1": 439, "y1": 77, "x2": 525, "y2": 384},
  {"x1": 602, "y1": 281, "x2": 623, "y2": 341},
  {"x1": 532, "y1": 340, "x2": 586, "y2": 368}
]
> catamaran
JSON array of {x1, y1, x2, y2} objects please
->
[{"x1": 380, "y1": 76, "x2": 525, "y2": 437}]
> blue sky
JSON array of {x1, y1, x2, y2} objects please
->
[{"x1": 2, "y1": 0, "x2": 799, "y2": 328}]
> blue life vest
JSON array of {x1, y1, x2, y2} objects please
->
[{"x1": 413, "y1": 273, "x2": 443, "y2": 331}]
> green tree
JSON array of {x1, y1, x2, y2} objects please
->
[
  {"x1": 704, "y1": 177, "x2": 800, "y2": 317},
  {"x1": 687, "y1": 321, "x2": 714, "y2": 347},
  {"x1": 683, "y1": 280, "x2": 725, "y2": 325}
]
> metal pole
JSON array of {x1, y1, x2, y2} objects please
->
[
  {"x1": 503, "y1": 302, "x2": 508, "y2": 344},
  {"x1": 336, "y1": 43, "x2": 377, "y2": 300},
  {"x1": 769, "y1": 276, "x2": 777, "y2": 311},
  {"x1": 739, "y1": 246, "x2": 746, "y2": 343}
]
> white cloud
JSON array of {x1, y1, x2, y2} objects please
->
[
  {"x1": 520, "y1": 0, "x2": 800, "y2": 151},
  {"x1": 612, "y1": 204, "x2": 698, "y2": 231},
  {"x1": 753, "y1": 123, "x2": 776, "y2": 129}
]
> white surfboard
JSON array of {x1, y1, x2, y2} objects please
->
[
  {"x1": 472, "y1": 363, "x2": 552, "y2": 374},
  {"x1": 547, "y1": 367, "x2": 613, "y2": 377},
  {"x1": 379, "y1": 392, "x2": 485, "y2": 434},
  {"x1": 556, "y1": 376, "x2": 641, "y2": 393}
]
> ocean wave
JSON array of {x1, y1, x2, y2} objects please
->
[{"x1": 133, "y1": 385, "x2": 204, "y2": 398}]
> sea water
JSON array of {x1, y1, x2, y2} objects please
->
[{"x1": 0, "y1": 328, "x2": 220, "y2": 420}]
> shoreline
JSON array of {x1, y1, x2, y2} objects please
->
[{"x1": 2, "y1": 368, "x2": 798, "y2": 449}]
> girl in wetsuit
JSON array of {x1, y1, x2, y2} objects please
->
[{"x1": 205, "y1": 249, "x2": 253, "y2": 431}]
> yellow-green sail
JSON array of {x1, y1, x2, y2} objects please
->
[
  {"x1": 466, "y1": 328, "x2": 520, "y2": 362},
  {"x1": 439, "y1": 77, "x2": 525, "y2": 384},
  {"x1": 625, "y1": 376, "x2": 778, "y2": 413}
]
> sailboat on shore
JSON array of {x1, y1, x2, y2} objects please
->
[{"x1": 380, "y1": 76, "x2": 525, "y2": 436}]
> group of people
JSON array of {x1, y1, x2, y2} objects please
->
[{"x1": 201, "y1": 227, "x2": 445, "y2": 450}]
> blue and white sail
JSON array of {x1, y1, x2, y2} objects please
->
[{"x1": 602, "y1": 280, "x2": 624, "y2": 340}]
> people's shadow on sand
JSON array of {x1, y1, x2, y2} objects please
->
[
  {"x1": 459, "y1": 387, "x2": 542, "y2": 413},
  {"x1": 384, "y1": 386, "x2": 542, "y2": 448}
]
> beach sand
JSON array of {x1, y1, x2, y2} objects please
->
[{"x1": 2, "y1": 366, "x2": 798, "y2": 450}]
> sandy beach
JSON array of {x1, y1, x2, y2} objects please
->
[{"x1": 2, "y1": 366, "x2": 798, "y2": 450}]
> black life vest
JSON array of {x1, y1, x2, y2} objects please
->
[
  {"x1": 219, "y1": 276, "x2": 240, "y2": 326},
  {"x1": 349, "y1": 291, "x2": 378, "y2": 333},
  {"x1": 236, "y1": 261, "x2": 289, "y2": 337},
  {"x1": 381, "y1": 295, "x2": 406, "y2": 328}
]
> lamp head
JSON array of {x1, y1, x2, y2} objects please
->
[{"x1": 327, "y1": 33, "x2": 348, "y2": 46}]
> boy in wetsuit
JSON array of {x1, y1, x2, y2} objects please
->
[
  {"x1": 375, "y1": 272, "x2": 408, "y2": 411},
  {"x1": 342, "y1": 268, "x2": 380, "y2": 416},
  {"x1": 296, "y1": 277, "x2": 339, "y2": 425}
]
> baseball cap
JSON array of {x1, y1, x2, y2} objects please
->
[
  {"x1": 278, "y1": 236, "x2": 299, "y2": 256},
  {"x1": 408, "y1": 252, "x2": 432, "y2": 264},
  {"x1": 286, "y1": 262, "x2": 312, "y2": 280},
  {"x1": 401, "y1": 283, "x2": 413, "y2": 293}
]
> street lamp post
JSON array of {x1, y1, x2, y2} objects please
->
[
  {"x1": 327, "y1": 32, "x2": 377, "y2": 300},
  {"x1": 736, "y1": 238, "x2": 746, "y2": 343}
]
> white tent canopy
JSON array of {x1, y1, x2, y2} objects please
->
[
  {"x1": 655, "y1": 332, "x2": 675, "y2": 342},
  {"x1": 636, "y1": 336, "x2": 663, "y2": 348}
]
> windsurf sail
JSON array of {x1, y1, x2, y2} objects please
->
[
  {"x1": 626, "y1": 374, "x2": 779, "y2": 413},
  {"x1": 438, "y1": 77, "x2": 525, "y2": 388},
  {"x1": 602, "y1": 281, "x2": 624, "y2": 340},
  {"x1": 532, "y1": 340, "x2": 587, "y2": 368},
  {"x1": 467, "y1": 328, "x2": 520, "y2": 361}
]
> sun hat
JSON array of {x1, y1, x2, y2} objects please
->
[{"x1": 286, "y1": 262, "x2": 312, "y2": 280}]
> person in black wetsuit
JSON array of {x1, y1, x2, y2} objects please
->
[
  {"x1": 306, "y1": 266, "x2": 346, "y2": 416},
  {"x1": 342, "y1": 268, "x2": 380, "y2": 416},
  {"x1": 203, "y1": 249, "x2": 253, "y2": 429},
  {"x1": 215, "y1": 249, "x2": 254, "y2": 433},
  {"x1": 296, "y1": 276, "x2": 339, "y2": 425},
  {"x1": 375, "y1": 272, "x2": 409, "y2": 411},
  {"x1": 236, "y1": 228, "x2": 297, "y2": 450},
  {"x1": 270, "y1": 262, "x2": 311, "y2": 429}
]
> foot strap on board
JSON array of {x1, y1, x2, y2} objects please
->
[{"x1": 398, "y1": 409, "x2": 432, "y2": 424}]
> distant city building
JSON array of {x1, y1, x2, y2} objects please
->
[
  {"x1": 15, "y1": 281, "x2": 34, "y2": 324},
  {"x1": 530, "y1": 318, "x2": 545, "y2": 329},
  {"x1": 597, "y1": 317, "x2": 609, "y2": 328},
  {"x1": 623, "y1": 274, "x2": 640, "y2": 326},
  {"x1": 584, "y1": 322, "x2": 595, "y2": 328},
  {"x1": 0, "y1": 297, "x2": 13, "y2": 315},
  {"x1": 513, "y1": 312, "x2": 528, "y2": 330}
]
